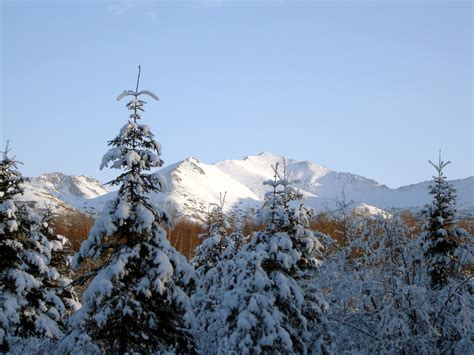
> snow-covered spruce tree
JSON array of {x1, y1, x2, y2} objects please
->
[
  {"x1": 423, "y1": 153, "x2": 459, "y2": 289},
  {"x1": 218, "y1": 162, "x2": 332, "y2": 354},
  {"x1": 0, "y1": 143, "x2": 26, "y2": 352},
  {"x1": 422, "y1": 155, "x2": 474, "y2": 352},
  {"x1": 0, "y1": 145, "x2": 79, "y2": 352},
  {"x1": 37, "y1": 209, "x2": 80, "y2": 317},
  {"x1": 191, "y1": 195, "x2": 241, "y2": 353},
  {"x1": 224, "y1": 209, "x2": 248, "y2": 254},
  {"x1": 59, "y1": 67, "x2": 195, "y2": 354},
  {"x1": 45, "y1": 213, "x2": 76, "y2": 281},
  {"x1": 192, "y1": 193, "x2": 233, "y2": 275}
]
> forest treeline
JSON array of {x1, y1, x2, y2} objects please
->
[{"x1": 51, "y1": 209, "x2": 474, "y2": 260}]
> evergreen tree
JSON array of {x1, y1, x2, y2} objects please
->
[
  {"x1": 59, "y1": 67, "x2": 195, "y2": 354},
  {"x1": 191, "y1": 196, "x2": 239, "y2": 353},
  {"x1": 0, "y1": 143, "x2": 26, "y2": 352},
  {"x1": 423, "y1": 153, "x2": 458, "y2": 289},
  {"x1": 422, "y1": 154, "x2": 474, "y2": 351},
  {"x1": 38, "y1": 209, "x2": 80, "y2": 317},
  {"x1": 0, "y1": 145, "x2": 79, "y2": 352},
  {"x1": 218, "y1": 162, "x2": 331, "y2": 354},
  {"x1": 192, "y1": 194, "x2": 233, "y2": 275}
]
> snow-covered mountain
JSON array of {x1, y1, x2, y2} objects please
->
[
  {"x1": 16, "y1": 173, "x2": 109, "y2": 215},
  {"x1": 155, "y1": 152, "x2": 472, "y2": 220},
  {"x1": 32, "y1": 172, "x2": 109, "y2": 199},
  {"x1": 17, "y1": 153, "x2": 474, "y2": 221}
]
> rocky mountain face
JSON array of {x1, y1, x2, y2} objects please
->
[
  {"x1": 16, "y1": 153, "x2": 474, "y2": 222},
  {"x1": 32, "y1": 173, "x2": 109, "y2": 199},
  {"x1": 15, "y1": 172, "x2": 109, "y2": 215}
]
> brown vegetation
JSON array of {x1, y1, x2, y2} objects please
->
[
  {"x1": 49, "y1": 210, "x2": 474, "y2": 260},
  {"x1": 51, "y1": 211, "x2": 95, "y2": 250},
  {"x1": 166, "y1": 220, "x2": 205, "y2": 260}
]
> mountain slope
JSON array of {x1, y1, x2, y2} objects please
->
[
  {"x1": 16, "y1": 173, "x2": 109, "y2": 215},
  {"x1": 215, "y1": 152, "x2": 473, "y2": 210},
  {"x1": 17, "y1": 153, "x2": 474, "y2": 222},
  {"x1": 32, "y1": 172, "x2": 109, "y2": 200},
  {"x1": 89, "y1": 152, "x2": 472, "y2": 221}
]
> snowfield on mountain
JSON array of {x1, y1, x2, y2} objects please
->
[{"x1": 16, "y1": 152, "x2": 474, "y2": 221}]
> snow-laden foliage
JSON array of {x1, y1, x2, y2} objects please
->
[
  {"x1": 0, "y1": 146, "x2": 79, "y2": 352},
  {"x1": 423, "y1": 154, "x2": 460, "y2": 289},
  {"x1": 319, "y1": 215, "x2": 434, "y2": 353},
  {"x1": 0, "y1": 144, "x2": 25, "y2": 239},
  {"x1": 59, "y1": 71, "x2": 196, "y2": 354},
  {"x1": 191, "y1": 197, "x2": 243, "y2": 353},
  {"x1": 319, "y1": 164, "x2": 473, "y2": 354},
  {"x1": 192, "y1": 196, "x2": 233, "y2": 275},
  {"x1": 214, "y1": 162, "x2": 332, "y2": 354},
  {"x1": 422, "y1": 156, "x2": 474, "y2": 351}
]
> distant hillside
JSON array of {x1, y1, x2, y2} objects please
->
[{"x1": 21, "y1": 152, "x2": 471, "y2": 222}]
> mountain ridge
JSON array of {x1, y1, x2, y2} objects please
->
[{"x1": 15, "y1": 152, "x2": 474, "y2": 221}]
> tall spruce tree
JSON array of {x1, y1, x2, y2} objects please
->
[
  {"x1": 217, "y1": 162, "x2": 332, "y2": 354},
  {"x1": 59, "y1": 67, "x2": 195, "y2": 354},
  {"x1": 191, "y1": 196, "x2": 240, "y2": 353},
  {"x1": 423, "y1": 152, "x2": 458, "y2": 289},
  {"x1": 192, "y1": 194, "x2": 233, "y2": 275},
  {"x1": 0, "y1": 143, "x2": 26, "y2": 352},
  {"x1": 0, "y1": 145, "x2": 79, "y2": 352},
  {"x1": 422, "y1": 154, "x2": 474, "y2": 351}
]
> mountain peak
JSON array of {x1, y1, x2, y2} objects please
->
[
  {"x1": 16, "y1": 155, "x2": 474, "y2": 221},
  {"x1": 32, "y1": 172, "x2": 109, "y2": 200},
  {"x1": 244, "y1": 152, "x2": 282, "y2": 160},
  {"x1": 185, "y1": 157, "x2": 201, "y2": 164}
]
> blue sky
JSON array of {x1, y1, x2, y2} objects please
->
[{"x1": 1, "y1": 0, "x2": 472, "y2": 188}]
